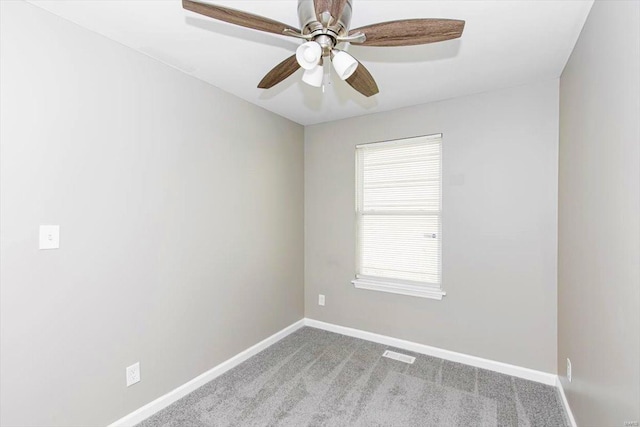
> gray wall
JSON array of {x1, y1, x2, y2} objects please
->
[
  {"x1": 558, "y1": 0, "x2": 640, "y2": 425},
  {"x1": 0, "y1": 2, "x2": 304, "y2": 426},
  {"x1": 305, "y1": 81, "x2": 560, "y2": 373}
]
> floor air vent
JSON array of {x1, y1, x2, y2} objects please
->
[{"x1": 382, "y1": 350, "x2": 416, "y2": 364}]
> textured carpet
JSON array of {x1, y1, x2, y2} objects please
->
[{"x1": 137, "y1": 327, "x2": 569, "y2": 426}]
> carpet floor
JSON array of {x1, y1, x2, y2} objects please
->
[{"x1": 137, "y1": 327, "x2": 569, "y2": 426}]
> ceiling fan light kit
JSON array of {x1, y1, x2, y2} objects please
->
[
  {"x1": 296, "y1": 41, "x2": 322, "y2": 70},
  {"x1": 302, "y1": 61, "x2": 325, "y2": 87},
  {"x1": 331, "y1": 50, "x2": 358, "y2": 80},
  {"x1": 182, "y1": 0, "x2": 465, "y2": 97}
]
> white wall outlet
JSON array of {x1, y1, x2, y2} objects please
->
[
  {"x1": 126, "y1": 362, "x2": 140, "y2": 387},
  {"x1": 566, "y1": 358, "x2": 572, "y2": 382},
  {"x1": 318, "y1": 294, "x2": 325, "y2": 306},
  {"x1": 39, "y1": 225, "x2": 60, "y2": 250}
]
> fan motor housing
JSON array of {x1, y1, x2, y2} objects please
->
[{"x1": 298, "y1": 0, "x2": 353, "y2": 37}]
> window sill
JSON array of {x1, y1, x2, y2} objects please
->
[{"x1": 351, "y1": 278, "x2": 446, "y2": 300}]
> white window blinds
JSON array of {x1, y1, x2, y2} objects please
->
[{"x1": 354, "y1": 134, "x2": 443, "y2": 298}]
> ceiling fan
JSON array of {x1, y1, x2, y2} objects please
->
[{"x1": 182, "y1": 0, "x2": 465, "y2": 97}]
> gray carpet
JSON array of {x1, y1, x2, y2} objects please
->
[{"x1": 137, "y1": 327, "x2": 569, "y2": 427}]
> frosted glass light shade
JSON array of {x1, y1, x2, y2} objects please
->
[
  {"x1": 332, "y1": 50, "x2": 358, "y2": 80},
  {"x1": 296, "y1": 42, "x2": 322, "y2": 70},
  {"x1": 302, "y1": 64, "x2": 324, "y2": 87}
]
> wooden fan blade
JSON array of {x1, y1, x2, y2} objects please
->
[
  {"x1": 314, "y1": 0, "x2": 348, "y2": 25},
  {"x1": 183, "y1": 0, "x2": 300, "y2": 37},
  {"x1": 345, "y1": 61, "x2": 379, "y2": 97},
  {"x1": 314, "y1": 0, "x2": 331, "y2": 21},
  {"x1": 350, "y1": 19, "x2": 465, "y2": 47},
  {"x1": 258, "y1": 55, "x2": 301, "y2": 89},
  {"x1": 330, "y1": 0, "x2": 348, "y2": 23}
]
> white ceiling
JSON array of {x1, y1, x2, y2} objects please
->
[{"x1": 29, "y1": 0, "x2": 593, "y2": 126}]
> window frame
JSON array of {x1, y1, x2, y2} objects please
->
[{"x1": 351, "y1": 134, "x2": 445, "y2": 300}]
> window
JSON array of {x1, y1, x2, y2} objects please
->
[{"x1": 352, "y1": 134, "x2": 444, "y2": 300}]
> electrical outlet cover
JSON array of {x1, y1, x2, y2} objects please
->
[
  {"x1": 126, "y1": 362, "x2": 140, "y2": 387},
  {"x1": 566, "y1": 358, "x2": 572, "y2": 382},
  {"x1": 318, "y1": 294, "x2": 325, "y2": 306}
]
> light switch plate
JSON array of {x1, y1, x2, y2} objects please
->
[{"x1": 39, "y1": 225, "x2": 60, "y2": 250}]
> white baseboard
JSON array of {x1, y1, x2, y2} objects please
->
[
  {"x1": 556, "y1": 376, "x2": 578, "y2": 427},
  {"x1": 108, "y1": 319, "x2": 306, "y2": 427},
  {"x1": 304, "y1": 318, "x2": 557, "y2": 386}
]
